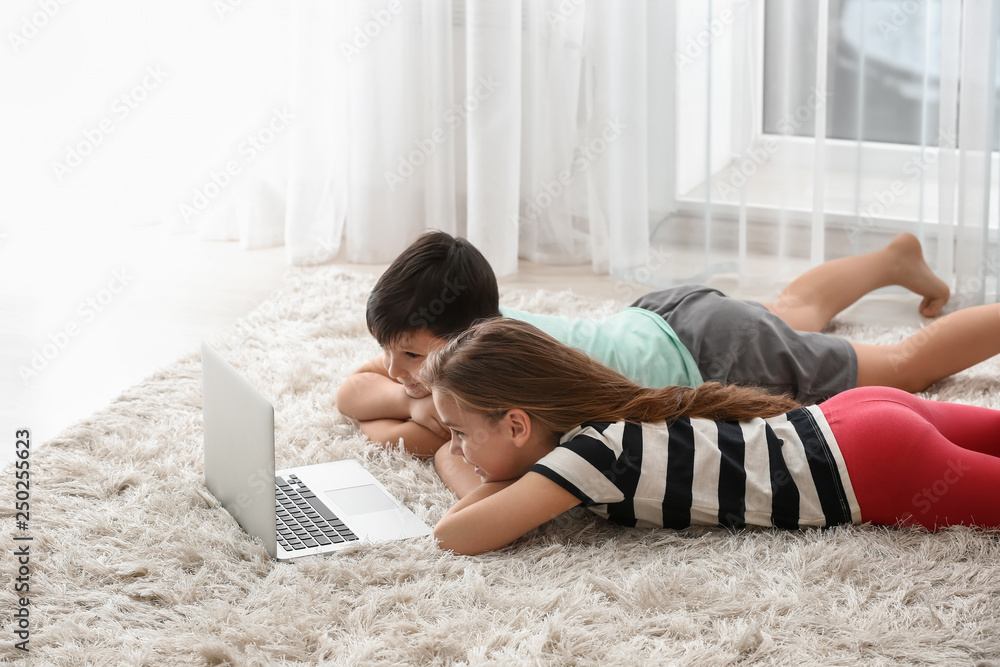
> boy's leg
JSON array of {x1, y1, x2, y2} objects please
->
[
  {"x1": 852, "y1": 302, "x2": 1000, "y2": 392},
  {"x1": 434, "y1": 443, "x2": 483, "y2": 499},
  {"x1": 762, "y1": 233, "x2": 950, "y2": 332}
]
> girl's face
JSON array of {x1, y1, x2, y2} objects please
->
[{"x1": 433, "y1": 393, "x2": 531, "y2": 483}]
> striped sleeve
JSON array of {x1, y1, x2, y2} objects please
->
[{"x1": 531, "y1": 423, "x2": 628, "y2": 507}]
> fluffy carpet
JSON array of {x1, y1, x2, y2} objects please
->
[{"x1": 3, "y1": 268, "x2": 1000, "y2": 666}]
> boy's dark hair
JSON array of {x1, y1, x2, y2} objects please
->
[{"x1": 366, "y1": 230, "x2": 501, "y2": 346}]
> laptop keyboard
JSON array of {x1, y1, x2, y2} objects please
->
[{"x1": 275, "y1": 474, "x2": 358, "y2": 552}]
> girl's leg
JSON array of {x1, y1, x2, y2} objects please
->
[
  {"x1": 852, "y1": 302, "x2": 1000, "y2": 392},
  {"x1": 888, "y1": 390, "x2": 1000, "y2": 457},
  {"x1": 763, "y1": 233, "x2": 950, "y2": 332},
  {"x1": 821, "y1": 387, "x2": 1000, "y2": 529}
]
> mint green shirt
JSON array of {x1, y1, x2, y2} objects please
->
[{"x1": 499, "y1": 306, "x2": 704, "y2": 388}]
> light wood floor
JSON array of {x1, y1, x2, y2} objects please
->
[{"x1": 1, "y1": 224, "x2": 926, "y2": 465}]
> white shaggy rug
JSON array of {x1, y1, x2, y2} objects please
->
[{"x1": 3, "y1": 267, "x2": 1000, "y2": 666}]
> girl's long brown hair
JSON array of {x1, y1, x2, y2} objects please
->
[{"x1": 420, "y1": 318, "x2": 800, "y2": 433}]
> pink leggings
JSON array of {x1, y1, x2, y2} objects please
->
[{"x1": 820, "y1": 386, "x2": 1000, "y2": 530}]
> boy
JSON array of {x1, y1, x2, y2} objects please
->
[
  {"x1": 336, "y1": 232, "x2": 500, "y2": 457},
  {"x1": 336, "y1": 230, "x2": 1000, "y2": 495}
]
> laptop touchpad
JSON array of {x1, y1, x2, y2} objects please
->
[{"x1": 325, "y1": 485, "x2": 399, "y2": 515}]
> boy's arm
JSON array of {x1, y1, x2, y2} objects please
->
[
  {"x1": 336, "y1": 355, "x2": 411, "y2": 421},
  {"x1": 433, "y1": 472, "x2": 581, "y2": 556},
  {"x1": 358, "y1": 419, "x2": 449, "y2": 459}
]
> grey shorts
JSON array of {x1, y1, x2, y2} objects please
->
[{"x1": 630, "y1": 285, "x2": 858, "y2": 404}]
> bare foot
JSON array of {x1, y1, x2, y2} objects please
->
[{"x1": 886, "y1": 233, "x2": 950, "y2": 318}]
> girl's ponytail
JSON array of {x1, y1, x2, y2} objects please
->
[{"x1": 420, "y1": 318, "x2": 799, "y2": 432}]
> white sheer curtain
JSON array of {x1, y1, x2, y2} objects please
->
[
  {"x1": 672, "y1": 0, "x2": 999, "y2": 304},
  {"x1": 284, "y1": 0, "x2": 668, "y2": 278},
  {"x1": 282, "y1": 0, "x2": 998, "y2": 302}
]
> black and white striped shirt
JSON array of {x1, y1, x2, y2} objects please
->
[{"x1": 530, "y1": 405, "x2": 861, "y2": 529}]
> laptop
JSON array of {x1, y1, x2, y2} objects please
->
[{"x1": 201, "y1": 341, "x2": 432, "y2": 561}]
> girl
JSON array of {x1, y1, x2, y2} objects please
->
[{"x1": 419, "y1": 318, "x2": 1000, "y2": 556}]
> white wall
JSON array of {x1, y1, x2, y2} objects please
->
[{"x1": 1, "y1": 0, "x2": 290, "y2": 237}]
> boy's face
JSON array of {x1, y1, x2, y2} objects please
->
[{"x1": 382, "y1": 330, "x2": 447, "y2": 398}]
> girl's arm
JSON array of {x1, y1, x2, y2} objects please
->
[{"x1": 434, "y1": 472, "x2": 581, "y2": 556}]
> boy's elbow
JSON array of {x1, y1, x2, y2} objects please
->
[{"x1": 335, "y1": 377, "x2": 361, "y2": 418}]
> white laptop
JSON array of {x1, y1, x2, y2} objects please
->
[{"x1": 201, "y1": 341, "x2": 432, "y2": 561}]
